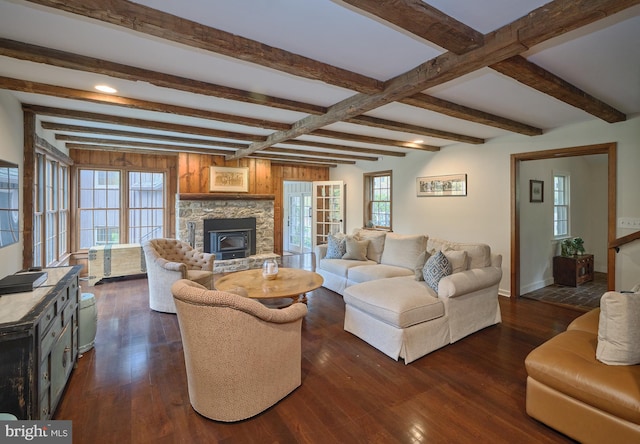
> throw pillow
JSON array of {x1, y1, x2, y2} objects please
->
[
  {"x1": 325, "y1": 233, "x2": 346, "y2": 259},
  {"x1": 342, "y1": 237, "x2": 369, "y2": 261},
  {"x1": 414, "y1": 250, "x2": 431, "y2": 281},
  {"x1": 443, "y1": 250, "x2": 468, "y2": 274},
  {"x1": 596, "y1": 291, "x2": 640, "y2": 365},
  {"x1": 380, "y1": 233, "x2": 427, "y2": 270},
  {"x1": 423, "y1": 250, "x2": 452, "y2": 292},
  {"x1": 353, "y1": 229, "x2": 386, "y2": 262}
]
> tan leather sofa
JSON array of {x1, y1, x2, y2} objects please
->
[{"x1": 525, "y1": 306, "x2": 640, "y2": 443}]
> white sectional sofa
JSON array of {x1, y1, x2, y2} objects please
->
[{"x1": 314, "y1": 229, "x2": 503, "y2": 364}]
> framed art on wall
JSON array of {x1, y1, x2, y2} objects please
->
[
  {"x1": 530, "y1": 180, "x2": 544, "y2": 203},
  {"x1": 416, "y1": 174, "x2": 467, "y2": 197},
  {"x1": 209, "y1": 166, "x2": 249, "y2": 192}
]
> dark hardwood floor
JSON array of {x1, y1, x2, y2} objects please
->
[
  {"x1": 521, "y1": 272, "x2": 607, "y2": 311},
  {"x1": 56, "y1": 255, "x2": 582, "y2": 443}
]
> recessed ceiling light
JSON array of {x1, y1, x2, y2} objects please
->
[
  {"x1": 95, "y1": 84, "x2": 117, "y2": 94},
  {"x1": 412, "y1": 139, "x2": 424, "y2": 144}
]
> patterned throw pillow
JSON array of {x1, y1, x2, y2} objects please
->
[
  {"x1": 423, "y1": 250, "x2": 452, "y2": 292},
  {"x1": 325, "y1": 233, "x2": 346, "y2": 259}
]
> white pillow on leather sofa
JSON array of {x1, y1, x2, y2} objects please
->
[{"x1": 596, "y1": 291, "x2": 640, "y2": 365}]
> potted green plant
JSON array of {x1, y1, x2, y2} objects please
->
[
  {"x1": 560, "y1": 238, "x2": 575, "y2": 257},
  {"x1": 572, "y1": 237, "x2": 585, "y2": 255}
]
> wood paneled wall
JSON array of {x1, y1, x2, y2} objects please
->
[{"x1": 178, "y1": 153, "x2": 329, "y2": 254}]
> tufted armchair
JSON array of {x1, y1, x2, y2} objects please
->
[
  {"x1": 142, "y1": 238, "x2": 214, "y2": 313},
  {"x1": 171, "y1": 279, "x2": 308, "y2": 422}
]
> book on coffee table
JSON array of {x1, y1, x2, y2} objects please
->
[{"x1": 0, "y1": 271, "x2": 48, "y2": 295}]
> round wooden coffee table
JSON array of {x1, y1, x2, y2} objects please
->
[{"x1": 214, "y1": 268, "x2": 323, "y2": 306}]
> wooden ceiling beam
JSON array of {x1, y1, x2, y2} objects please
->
[
  {"x1": 282, "y1": 139, "x2": 406, "y2": 157},
  {"x1": 58, "y1": 134, "x2": 378, "y2": 161},
  {"x1": 230, "y1": 0, "x2": 638, "y2": 158},
  {"x1": 49, "y1": 124, "x2": 247, "y2": 149},
  {"x1": 346, "y1": 0, "x2": 626, "y2": 130},
  {"x1": 0, "y1": 38, "x2": 324, "y2": 115},
  {"x1": 21, "y1": 0, "x2": 383, "y2": 94},
  {"x1": 45, "y1": 122, "x2": 407, "y2": 157},
  {"x1": 339, "y1": 0, "x2": 483, "y2": 54},
  {"x1": 1, "y1": 76, "x2": 291, "y2": 130},
  {"x1": 490, "y1": 56, "x2": 626, "y2": 123},
  {"x1": 65, "y1": 142, "x2": 347, "y2": 166},
  {"x1": 311, "y1": 129, "x2": 440, "y2": 151},
  {"x1": 399, "y1": 93, "x2": 543, "y2": 136},
  {"x1": 244, "y1": 153, "x2": 356, "y2": 165},
  {"x1": 346, "y1": 114, "x2": 483, "y2": 144},
  {"x1": 31, "y1": 104, "x2": 426, "y2": 153},
  {"x1": 26, "y1": 105, "x2": 268, "y2": 142}
]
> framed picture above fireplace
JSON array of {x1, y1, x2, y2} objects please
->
[{"x1": 209, "y1": 166, "x2": 249, "y2": 192}]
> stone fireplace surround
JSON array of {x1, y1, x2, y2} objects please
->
[{"x1": 176, "y1": 194, "x2": 278, "y2": 273}]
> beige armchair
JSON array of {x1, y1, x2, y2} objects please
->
[
  {"x1": 142, "y1": 238, "x2": 214, "y2": 313},
  {"x1": 170, "y1": 279, "x2": 308, "y2": 422}
]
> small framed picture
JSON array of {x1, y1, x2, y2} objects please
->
[
  {"x1": 209, "y1": 166, "x2": 249, "y2": 192},
  {"x1": 530, "y1": 180, "x2": 544, "y2": 203}
]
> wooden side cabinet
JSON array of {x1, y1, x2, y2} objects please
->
[
  {"x1": 553, "y1": 254, "x2": 594, "y2": 287},
  {"x1": 0, "y1": 266, "x2": 81, "y2": 420}
]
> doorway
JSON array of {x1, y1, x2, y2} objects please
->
[
  {"x1": 510, "y1": 143, "x2": 617, "y2": 299},
  {"x1": 283, "y1": 181, "x2": 312, "y2": 254}
]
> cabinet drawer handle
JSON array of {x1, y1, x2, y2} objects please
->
[
  {"x1": 62, "y1": 347, "x2": 70, "y2": 368},
  {"x1": 46, "y1": 314, "x2": 51, "y2": 321},
  {"x1": 42, "y1": 372, "x2": 49, "y2": 381}
]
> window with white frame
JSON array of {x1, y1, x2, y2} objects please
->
[
  {"x1": 78, "y1": 168, "x2": 166, "y2": 249},
  {"x1": 553, "y1": 172, "x2": 570, "y2": 238},
  {"x1": 33, "y1": 152, "x2": 70, "y2": 267},
  {"x1": 78, "y1": 169, "x2": 121, "y2": 248},
  {"x1": 128, "y1": 171, "x2": 164, "y2": 244},
  {"x1": 364, "y1": 171, "x2": 392, "y2": 230}
]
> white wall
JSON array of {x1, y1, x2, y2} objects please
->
[
  {"x1": 519, "y1": 155, "x2": 608, "y2": 294},
  {"x1": 0, "y1": 91, "x2": 24, "y2": 278},
  {"x1": 332, "y1": 115, "x2": 640, "y2": 295}
]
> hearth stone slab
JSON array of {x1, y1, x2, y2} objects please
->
[{"x1": 213, "y1": 253, "x2": 280, "y2": 274}]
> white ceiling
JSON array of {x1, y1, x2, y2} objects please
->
[{"x1": 0, "y1": 0, "x2": 638, "y2": 163}]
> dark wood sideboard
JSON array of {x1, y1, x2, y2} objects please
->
[
  {"x1": 553, "y1": 254, "x2": 594, "y2": 287},
  {"x1": 0, "y1": 266, "x2": 81, "y2": 419}
]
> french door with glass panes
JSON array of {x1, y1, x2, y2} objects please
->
[
  {"x1": 286, "y1": 193, "x2": 312, "y2": 253},
  {"x1": 312, "y1": 180, "x2": 345, "y2": 248}
]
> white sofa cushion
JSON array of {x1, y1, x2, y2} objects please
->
[
  {"x1": 353, "y1": 229, "x2": 387, "y2": 263},
  {"x1": 596, "y1": 291, "x2": 640, "y2": 365},
  {"x1": 348, "y1": 264, "x2": 413, "y2": 284},
  {"x1": 443, "y1": 250, "x2": 468, "y2": 274},
  {"x1": 319, "y1": 258, "x2": 375, "y2": 278},
  {"x1": 427, "y1": 238, "x2": 491, "y2": 269},
  {"x1": 344, "y1": 277, "x2": 444, "y2": 329},
  {"x1": 380, "y1": 233, "x2": 427, "y2": 270},
  {"x1": 342, "y1": 236, "x2": 369, "y2": 261}
]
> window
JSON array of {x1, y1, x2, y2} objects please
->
[
  {"x1": 128, "y1": 171, "x2": 164, "y2": 243},
  {"x1": 79, "y1": 169, "x2": 121, "y2": 248},
  {"x1": 554, "y1": 172, "x2": 570, "y2": 238},
  {"x1": 364, "y1": 171, "x2": 392, "y2": 230},
  {"x1": 78, "y1": 169, "x2": 166, "y2": 249},
  {"x1": 33, "y1": 153, "x2": 70, "y2": 267}
]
